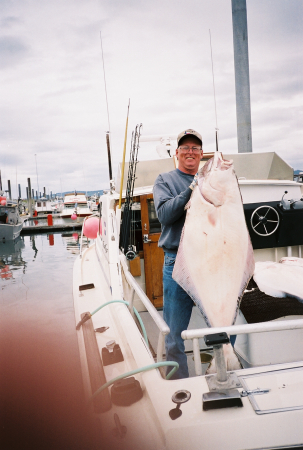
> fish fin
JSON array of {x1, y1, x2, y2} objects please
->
[
  {"x1": 233, "y1": 232, "x2": 255, "y2": 324},
  {"x1": 206, "y1": 344, "x2": 242, "y2": 374},
  {"x1": 225, "y1": 344, "x2": 242, "y2": 371},
  {"x1": 172, "y1": 227, "x2": 211, "y2": 327}
]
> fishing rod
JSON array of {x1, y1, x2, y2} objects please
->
[
  {"x1": 119, "y1": 99, "x2": 130, "y2": 209},
  {"x1": 100, "y1": 30, "x2": 114, "y2": 189},
  {"x1": 119, "y1": 124, "x2": 142, "y2": 258},
  {"x1": 106, "y1": 131, "x2": 113, "y2": 183},
  {"x1": 209, "y1": 29, "x2": 219, "y2": 152}
]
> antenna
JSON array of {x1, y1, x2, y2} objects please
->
[
  {"x1": 100, "y1": 31, "x2": 113, "y2": 186},
  {"x1": 100, "y1": 31, "x2": 111, "y2": 147},
  {"x1": 209, "y1": 29, "x2": 219, "y2": 152}
]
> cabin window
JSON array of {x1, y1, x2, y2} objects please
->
[
  {"x1": 43, "y1": 202, "x2": 46, "y2": 207},
  {"x1": 37, "y1": 202, "x2": 41, "y2": 207},
  {"x1": 147, "y1": 200, "x2": 161, "y2": 234}
]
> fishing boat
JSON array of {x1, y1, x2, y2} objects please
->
[
  {"x1": 0, "y1": 194, "x2": 24, "y2": 242},
  {"x1": 73, "y1": 147, "x2": 303, "y2": 449},
  {"x1": 87, "y1": 194, "x2": 100, "y2": 213},
  {"x1": 72, "y1": 2, "x2": 303, "y2": 448},
  {"x1": 61, "y1": 191, "x2": 91, "y2": 218}
]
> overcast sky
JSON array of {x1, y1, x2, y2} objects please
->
[{"x1": 0, "y1": 0, "x2": 302, "y2": 198}]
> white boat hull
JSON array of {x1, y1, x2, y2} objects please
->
[{"x1": 73, "y1": 192, "x2": 303, "y2": 450}]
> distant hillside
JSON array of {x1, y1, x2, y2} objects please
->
[
  {"x1": 54, "y1": 190, "x2": 104, "y2": 197},
  {"x1": 294, "y1": 170, "x2": 303, "y2": 175}
]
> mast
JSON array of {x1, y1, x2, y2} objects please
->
[{"x1": 231, "y1": 0, "x2": 253, "y2": 153}]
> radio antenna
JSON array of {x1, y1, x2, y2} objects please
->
[
  {"x1": 100, "y1": 30, "x2": 113, "y2": 186},
  {"x1": 100, "y1": 30, "x2": 112, "y2": 145},
  {"x1": 209, "y1": 29, "x2": 219, "y2": 152}
]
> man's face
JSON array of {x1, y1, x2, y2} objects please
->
[{"x1": 176, "y1": 136, "x2": 203, "y2": 174}]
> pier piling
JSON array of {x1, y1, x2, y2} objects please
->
[
  {"x1": 8, "y1": 180, "x2": 11, "y2": 200},
  {"x1": 27, "y1": 178, "x2": 33, "y2": 218}
]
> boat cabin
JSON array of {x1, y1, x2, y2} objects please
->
[
  {"x1": 0, "y1": 204, "x2": 21, "y2": 226},
  {"x1": 61, "y1": 192, "x2": 91, "y2": 218},
  {"x1": 35, "y1": 197, "x2": 53, "y2": 215}
]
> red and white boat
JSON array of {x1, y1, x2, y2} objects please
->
[{"x1": 61, "y1": 191, "x2": 91, "y2": 218}]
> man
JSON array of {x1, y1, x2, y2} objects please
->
[{"x1": 153, "y1": 129, "x2": 203, "y2": 379}]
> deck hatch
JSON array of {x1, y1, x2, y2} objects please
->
[{"x1": 240, "y1": 366, "x2": 303, "y2": 415}]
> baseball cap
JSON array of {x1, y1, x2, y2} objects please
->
[{"x1": 177, "y1": 129, "x2": 202, "y2": 146}]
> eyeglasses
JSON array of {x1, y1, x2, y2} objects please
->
[{"x1": 178, "y1": 146, "x2": 202, "y2": 154}]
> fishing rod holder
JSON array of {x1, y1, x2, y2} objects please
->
[
  {"x1": 202, "y1": 332, "x2": 243, "y2": 411},
  {"x1": 204, "y1": 332, "x2": 241, "y2": 391}
]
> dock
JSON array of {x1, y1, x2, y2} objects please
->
[{"x1": 20, "y1": 214, "x2": 84, "y2": 235}]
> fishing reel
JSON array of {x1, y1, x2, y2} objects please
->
[{"x1": 125, "y1": 245, "x2": 137, "y2": 261}]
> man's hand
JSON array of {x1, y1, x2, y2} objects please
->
[{"x1": 189, "y1": 172, "x2": 199, "y2": 191}]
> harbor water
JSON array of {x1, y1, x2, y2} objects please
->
[{"x1": 0, "y1": 232, "x2": 93, "y2": 450}]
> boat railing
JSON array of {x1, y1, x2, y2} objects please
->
[
  {"x1": 182, "y1": 318, "x2": 303, "y2": 376},
  {"x1": 119, "y1": 255, "x2": 170, "y2": 362},
  {"x1": 79, "y1": 213, "x2": 99, "y2": 259}
]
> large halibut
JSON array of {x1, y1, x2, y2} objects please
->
[{"x1": 172, "y1": 152, "x2": 255, "y2": 372}]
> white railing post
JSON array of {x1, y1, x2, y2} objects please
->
[
  {"x1": 156, "y1": 333, "x2": 165, "y2": 363},
  {"x1": 193, "y1": 338, "x2": 202, "y2": 376}
]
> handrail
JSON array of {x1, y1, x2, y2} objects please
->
[
  {"x1": 182, "y1": 318, "x2": 303, "y2": 376},
  {"x1": 181, "y1": 317, "x2": 303, "y2": 340},
  {"x1": 119, "y1": 255, "x2": 170, "y2": 362}
]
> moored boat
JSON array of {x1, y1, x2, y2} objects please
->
[
  {"x1": 0, "y1": 194, "x2": 24, "y2": 242},
  {"x1": 72, "y1": 1, "x2": 303, "y2": 446},
  {"x1": 73, "y1": 151, "x2": 303, "y2": 449},
  {"x1": 61, "y1": 191, "x2": 91, "y2": 218}
]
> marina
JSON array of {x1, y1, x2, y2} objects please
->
[
  {"x1": 21, "y1": 216, "x2": 83, "y2": 234},
  {"x1": 0, "y1": 0, "x2": 302, "y2": 449}
]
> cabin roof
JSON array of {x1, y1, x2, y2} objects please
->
[{"x1": 115, "y1": 151, "x2": 294, "y2": 192}]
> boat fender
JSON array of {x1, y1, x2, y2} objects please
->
[
  {"x1": 111, "y1": 377, "x2": 143, "y2": 406},
  {"x1": 102, "y1": 344, "x2": 124, "y2": 366}
]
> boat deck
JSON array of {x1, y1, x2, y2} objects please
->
[{"x1": 74, "y1": 241, "x2": 303, "y2": 450}]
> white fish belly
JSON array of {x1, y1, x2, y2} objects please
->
[
  {"x1": 254, "y1": 261, "x2": 303, "y2": 301},
  {"x1": 173, "y1": 171, "x2": 254, "y2": 329}
]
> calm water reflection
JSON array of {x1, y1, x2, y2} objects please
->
[{"x1": 0, "y1": 233, "x2": 93, "y2": 450}]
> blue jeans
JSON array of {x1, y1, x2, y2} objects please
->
[
  {"x1": 163, "y1": 252, "x2": 194, "y2": 379},
  {"x1": 163, "y1": 252, "x2": 237, "y2": 379}
]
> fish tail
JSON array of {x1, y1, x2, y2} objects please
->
[{"x1": 205, "y1": 344, "x2": 242, "y2": 375}]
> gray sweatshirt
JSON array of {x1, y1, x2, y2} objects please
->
[{"x1": 153, "y1": 168, "x2": 194, "y2": 253}]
